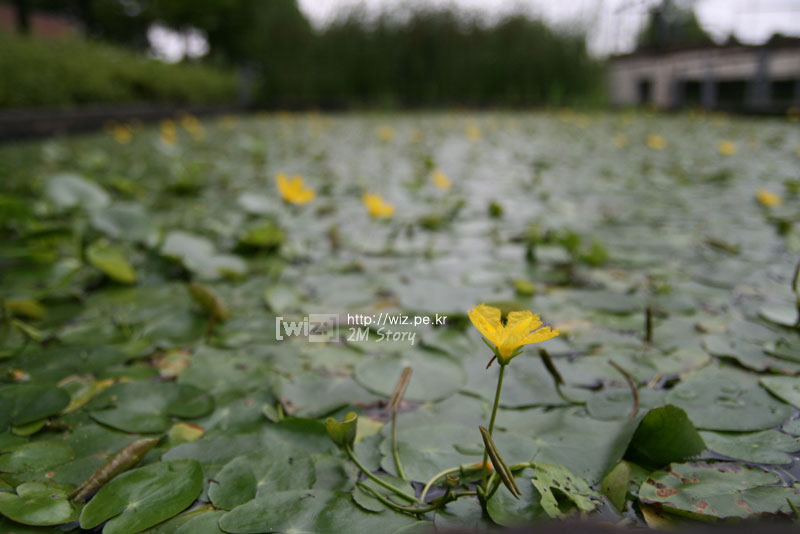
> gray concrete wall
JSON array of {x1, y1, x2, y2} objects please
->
[{"x1": 609, "y1": 46, "x2": 800, "y2": 110}]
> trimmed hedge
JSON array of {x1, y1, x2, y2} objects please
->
[{"x1": 0, "y1": 31, "x2": 237, "y2": 108}]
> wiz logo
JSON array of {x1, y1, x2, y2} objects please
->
[{"x1": 275, "y1": 314, "x2": 339, "y2": 342}]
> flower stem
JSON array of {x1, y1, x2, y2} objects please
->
[
  {"x1": 357, "y1": 483, "x2": 443, "y2": 515},
  {"x1": 481, "y1": 363, "x2": 506, "y2": 492},
  {"x1": 345, "y1": 445, "x2": 419, "y2": 503},
  {"x1": 391, "y1": 408, "x2": 406, "y2": 480},
  {"x1": 420, "y1": 466, "x2": 461, "y2": 502}
]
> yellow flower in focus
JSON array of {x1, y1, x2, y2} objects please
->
[
  {"x1": 277, "y1": 173, "x2": 315, "y2": 205},
  {"x1": 468, "y1": 304, "x2": 559, "y2": 365},
  {"x1": 112, "y1": 124, "x2": 132, "y2": 144},
  {"x1": 647, "y1": 134, "x2": 666, "y2": 150},
  {"x1": 432, "y1": 170, "x2": 452, "y2": 191},
  {"x1": 362, "y1": 193, "x2": 395, "y2": 218},
  {"x1": 161, "y1": 119, "x2": 177, "y2": 146},
  {"x1": 756, "y1": 188, "x2": 781, "y2": 207},
  {"x1": 718, "y1": 140, "x2": 737, "y2": 156},
  {"x1": 376, "y1": 125, "x2": 395, "y2": 142}
]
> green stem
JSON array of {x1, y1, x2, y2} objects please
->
[
  {"x1": 485, "y1": 473, "x2": 503, "y2": 501},
  {"x1": 485, "y1": 462, "x2": 531, "y2": 502},
  {"x1": 357, "y1": 483, "x2": 442, "y2": 515},
  {"x1": 420, "y1": 466, "x2": 460, "y2": 502},
  {"x1": 555, "y1": 382, "x2": 586, "y2": 405},
  {"x1": 346, "y1": 446, "x2": 419, "y2": 503},
  {"x1": 391, "y1": 409, "x2": 406, "y2": 480},
  {"x1": 481, "y1": 363, "x2": 506, "y2": 492}
]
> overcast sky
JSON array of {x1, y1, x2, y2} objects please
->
[{"x1": 296, "y1": 0, "x2": 800, "y2": 56}]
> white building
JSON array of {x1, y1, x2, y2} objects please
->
[{"x1": 608, "y1": 38, "x2": 800, "y2": 112}]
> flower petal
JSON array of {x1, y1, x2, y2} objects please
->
[
  {"x1": 468, "y1": 305, "x2": 502, "y2": 346},
  {"x1": 522, "y1": 326, "x2": 559, "y2": 345}
]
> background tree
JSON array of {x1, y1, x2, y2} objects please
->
[{"x1": 636, "y1": 0, "x2": 713, "y2": 50}]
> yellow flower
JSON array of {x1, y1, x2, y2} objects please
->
[
  {"x1": 376, "y1": 125, "x2": 395, "y2": 142},
  {"x1": 468, "y1": 304, "x2": 559, "y2": 365},
  {"x1": 718, "y1": 140, "x2": 737, "y2": 156},
  {"x1": 465, "y1": 123, "x2": 482, "y2": 141},
  {"x1": 647, "y1": 134, "x2": 666, "y2": 150},
  {"x1": 161, "y1": 119, "x2": 177, "y2": 146},
  {"x1": 277, "y1": 173, "x2": 315, "y2": 205},
  {"x1": 756, "y1": 188, "x2": 781, "y2": 207},
  {"x1": 613, "y1": 133, "x2": 628, "y2": 148},
  {"x1": 111, "y1": 124, "x2": 132, "y2": 144},
  {"x1": 432, "y1": 170, "x2": 452, "y2": 191},
  {"x1": 362, "y1": 193, "x2": 395, "y2": 218},
  {"x1": 180, "y1": 114, "x2": 205, "y2": 141}
]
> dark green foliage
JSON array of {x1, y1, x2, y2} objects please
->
[
  {"x1": 636, "y1": 0, "x2": 714, "y2": 51},
  {"x1": 0, "y1": 31, "x2": 237, "y2": 108},
  {"x1": 292, "y1": 8, "x2": 604, "y2": 108}
]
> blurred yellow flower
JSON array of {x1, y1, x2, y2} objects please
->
[
  {"x1": 362, "y1": 193, "x2": 395, "y2": 218},
  {"x1": 161, "y1": 119, "x2": 177, "y2": 146},
  {"x1": 613, "y1": 133, "x2": 628, "y2": 148},
  {"x1": 376, "y1": 125, "x2": 395, "y2": 142},
  {"x1": 647, "y1": 134, "x2": 666, "y2": 150},
  {"x1": 465, "y1": 123, "x2": 482, "y2": 141},
  {"x1": 277, "y1": 173, "x2": 315, "y2": 205},
  {"x1": 468, "y1": 304, "x2": 559, "y2": 365},
  {"x1": 756, "y1": 188, "x2": 781, "y2": 207},
  {"x1": 111, "y1": 124, "x2": 132, "y2": 144},
  {"x1": 181, "y1": 114, "x2": 205, "y2": 141},
  {"x1": 432, "y1": 170, "x2": 452, "y2": 191},
  {"x1": 718, "y1": 140, "x2": 737, "y2": 156}
]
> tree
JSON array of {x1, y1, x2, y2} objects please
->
[{"x1": 636, "y1": 0, "x2": 713, "y2": 50}]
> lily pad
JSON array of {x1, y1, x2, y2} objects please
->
[
  {"x1": 45, "y1": 173, "x2": 109, "y2": 211},
  {"x1": 161, "y1": 231, "x2": 246, "y2": 280},
  {"x1": 760, "y1": 304, "x2": 799, "y2": 327},
  {"x1": 354, "y1": 351, "x2": 465, "y2": 403},
  {"x1": 760, "y1": 375, "x2": 800, "y2": 409},
  {"x1": 218, "y1": 489, "x2": 419, "y2": 534},
  {"x1": 486, "y1": 468, "x2": 545, "y2": 526},
  {"x1": 79, "y1": 460, "x2": 203, "y2": 534},
  {"x1": 208, "y1": 453, "x2": 315, "y2": 510},
  {"x1": 625, "y1": 405, "x2": 706, "y2": 469},
  {"x1": 86, "y1": 239, "x2": 137, "y2": 284},
  {"x1": 0, "y1": 385, "x2": 70, "y2": 429},
  {"x1": 530, "y1": 462, "x2": 600, "y2": 518},
  {"x1": 0, "y1": 441, "x2": 74, "y2": 473},
  {"x1": 0, "y1": 481, "x2": 81, "y2": 526},
  {"x1": 700, "y1": 430, "x2": 800, "y2": 464},
  {"x1": 666, "y1": 377, "x2": 791, "y2": 431},
  {"x1": 639, "y1": 461, "x2": 800, "y2": 519}
]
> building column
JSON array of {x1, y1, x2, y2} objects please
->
[
  {"x1": 748, "y1": 47, "x2": 771, "y2": 111},
  {"x1": 701, "y1": 65, "x2": 717, "y2": 110}
]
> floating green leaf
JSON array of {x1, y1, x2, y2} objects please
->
[
  {"x1": 0, "y1": 481, "x2": 81, "y2": 526},
  {"x1": 79, "y1": 460, "x2": 203, "y2": 534},
  {"x1": 639, "y1": 461, "x2": 800, "y2": 519},
  {"x1": 699, "y1": 430, "x2": 800, "y2": 465},
  {"x1": 625, "y1": 405, "x2": 705, "y2": 469},
  {"x1": 86, "y1": 239, "x2": 136, "y2": 284}
]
